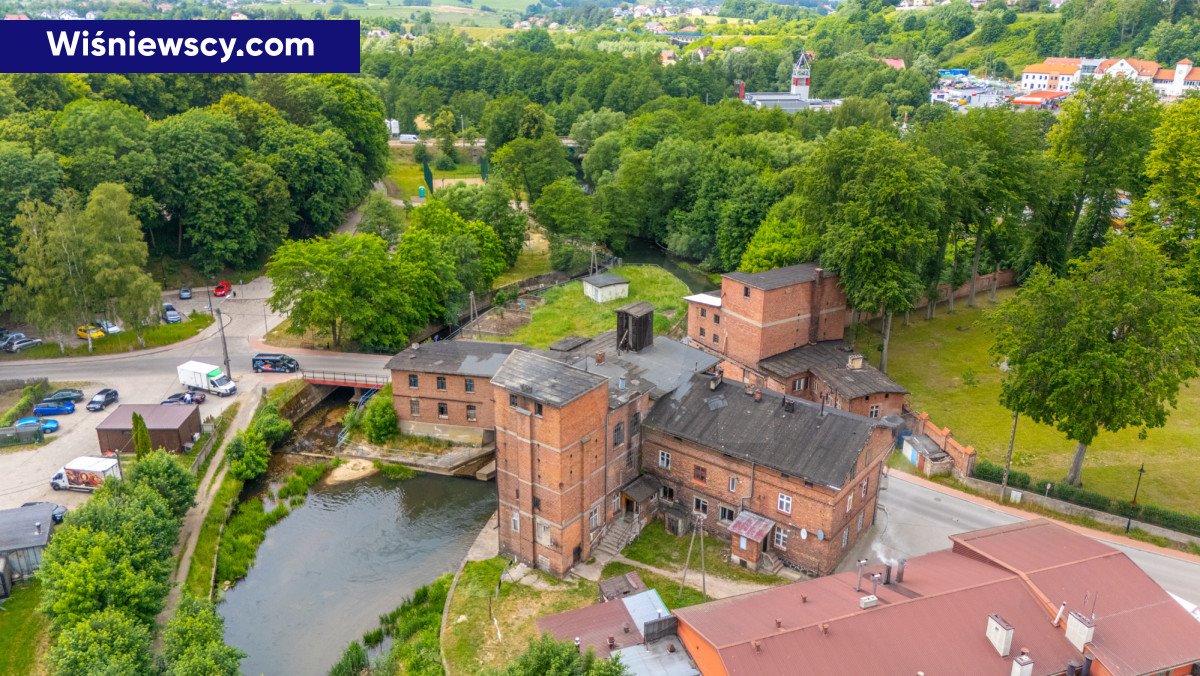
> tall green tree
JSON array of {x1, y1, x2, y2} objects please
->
[
  {"x1": 49, "y1": 608, "x2": 153, "y2": 676},
  {"x1": 533, "y1": 178, "x2": 603, "y2": 241},
  {"x1": 990, "y1": 238, "x2": 1200, "y2": 486},
  {"x1": 131, "y1": 412, "x2": 152, "y2": 461},
  {"x1": 163, "y1": 596, "x2": 245, "y2": 676},
  {"x1": 0, "y1": 141, "x2": 61, "y2": 292},
  {"x1": 128, "y1": 450, "x2": 198, "y2": 519},
  {"x1": 437, "y1": 181, "x2": 528, "y2": 265},
  {"x1": 357, "y1": 191, "x2": 405, "y2": 247},
  {"x1": 492, "y1": 134, "x2": 573, "y2": 204}
]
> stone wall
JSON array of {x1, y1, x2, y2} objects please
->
[{"x1": 910, "y1": 411, "x2": 976, "y2": 477}]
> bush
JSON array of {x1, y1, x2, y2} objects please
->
[
  {"x1": 128, "y1": 450, "x2": 199, "y2": 519},
  {"x1": 228, "y1": 429, "x2": 269, "y2": 481},
  {"x1": 1140, "y1": 504, "x2": 1200, "y2": 537},
  {"x1": 0, "y1": 382, "x2": 48, "y2": 427},
  {"x1": 329, "y1": 641, "x2": 368, "y2": 676},
  {"x1": 434, "y1": 154, "x2": 457, "y2": 170},
  {"x1": 252, "y1": 407, "x2": 293, "y2": 448},
  {"x1": 412, "y1": 143, "x2": 429, "y2": 163},
  {"x1": 549, "y1": 236, "x2": 592, "y2": 275},
  {"x1": 49, "y1": 608, "x2": 153, "y2": 676},
  {"x1": 163, "y1": 596, "x2": 245, "y2": 676},
  {"x1": 363, "y1": 385, "x2": 400, "y2": 444},
  {"x1": 374, "y1": 460, "x2": 417, "y2": 480}
]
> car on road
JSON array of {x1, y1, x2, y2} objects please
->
[
  {"x1": 95, "y1": 319, "x2": 122, "y2": 335},
  {"x1": 179, "y1": 287, "x2": 192, "y2": 300},
  {"x1": 21, "y1": 502, "x2": 67, "y2": 523},
  {"x1": 252, "y1": 353, "x2": 300, "y2": 373},
  {"x1": 162, "y1": 391, "x2": 206, "y2": 405},
  {"x1": 5, "y1": 337, "x2": 42, "y2": 352},
  {"x1": 43, "y1": 388, "x2": 84, "y2": 403},
  {"x1": 86, "y1": 388, "x2": 119, "y2": 411},
  {"x1": 16, "y1": 416, "x2": 59, "y2": 434},
  {"x1": 33, "y1": 400, "x2": 75, "y2": 416},
  {"x1": 76, "y1": 324, "x2": 106, "y2": 340},
  {"x1": 162, "y1": 302, "x2": 183, "y2": 324},
  {"x1": 213, "y1": 281, "x2": 232, "y2": 297}
]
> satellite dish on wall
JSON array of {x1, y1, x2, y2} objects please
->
[
  {"x1": 800, "y1": 528, "x2": 808, "y2": 540},
  {"x1": 817, "y1": 529, "x2": 825, "y2": 541}
]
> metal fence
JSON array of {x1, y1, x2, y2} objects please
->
[
  {"x1": 0, "y1": 425, "x2": 42, "y2": 448},
  {"x1": 643, "y1": 615, "x2": 678, "y2": 643},
  {"x1": 300, "y1": 370, "x2": 388, "y2": 387}
]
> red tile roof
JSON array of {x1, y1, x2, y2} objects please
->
[
  {"x1": 674, "y1": 520, "x2": 1200, "y2": 676},
  {"x1": 1097, "y1": 58, "x2": 1162, "y2": 77}
]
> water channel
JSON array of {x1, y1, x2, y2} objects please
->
[{"x1": 218, "y1": 396, "x2": 495, "y2": 676}]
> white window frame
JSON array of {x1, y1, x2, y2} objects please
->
[
  {"x1": 658, "y1": 450, "x2": 671, "y2": 469},
  {"x1": 693, "y1": 497, "x2": 708, "y2": 515},
  {"x1": 466, "y1": 404, "x2": 477, "y2": 422},
  {"x1": 511, "y1": 512, "x2": 519, "y2": 532},
  {"x1": 777, "y1": 493, "x2": 792, "y2": 514},
  {"x1": 857, "y1": 512, "x2": 864, "y2": 533},
  {"x1": 793, "y1": 376, "x2": 808, "y2": 392},
  {"x1": 728, "y1": 476, "x2": 737, "y2": 492},
  {"x1": 719, "y1": 506, "x2": 736, "y2": 522},
  {"x1": 847, "y1": 493, "x2": 853, "y2": 513},
  {"x1": 774, "y1": 528, "x2": 788, "y2": 549},
  {"x1": 589, "y1": 507, "x2": 600, "y2": 529},
  {"x1": 842, "y1": 528, "x2": 849, "y2": 549},
  {"x1": 410, "y1": 399, "x2": 420, "y2": 416},
  {"x1": 869, "y1": 404, "x2": 880, "y2": 418}
]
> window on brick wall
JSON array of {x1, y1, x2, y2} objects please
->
[
  {"x1": 613, "y1": 423, "x2": 625, "y2": 446},
  {"x1": 537, "y1": 521, "x2": 552, "y2": 546},
  {"x1": 714, "y1": 314, "x2": 720, "y2": 325},
  {"x1": 630, "y1": 411, "x2": 641, "y2": 437},
  {"x1": 743, "y1": 285, "x2": 751, "y2": 298},
  {"x1": 693, "y1": 465, "x2": 707, "y2": 483},
  {"x1": 719, "y1": 506, "x2": 735, "y2": 522},
  {"x1": 466, "y1": 405, "x2": 477, "y2": 422},
  {"x1": 410, "y1": 399, "x2": 420, "y2": 416},
  {"x1": 857, "y1": 512, "x2": 864, "y2": 533},
  {"x1": 509, "y1": 393, "x2": 518, "y2": 407},
  {"x1": 712, "y1": 334, "x2": 719, "y2": 344},
  {"x1": 693, "y1": 497, "x2": 708, "y2": 515},
  {"x1": 511, "y1": 512, "x2": 519, "y2": 532},
  {"x1": 436, "y1": 376, "x2": 446, "y2": 391},
  {"x1": 408, "y1": 374, "x2": 419, "y2": 388},
  {"x1": 465, "y1": 378, "x2": 475, "y2": 393},
  {"x1": 728, "y1": 477, "x2": 737, "y2": 492},
  {"x1": 700, "y1": 307, "x2": 707, "y2": 318},
  {"x1": 847, "y1": 494, "x2": 853, "y2": 513},
  {"x1": 869, "y1": 404, "x2": 880, "y2": 418},
  {"x1": 777, "y1": 493, "x2": 792, "y2": 514},
  {"x1": 699, "y1": 327, "x2": 706, "y2": 338},
  {"x1": 613, "y1": 494, "x2": 620, "y2": 513},
  {"x1": 774, "y1": 528, "x2": 788, "y2": 549},
  {"x1": 793, "y1": 376, "x2": 808, "y2": 392},
  {"x1": 860, "y1": 478, "x2": 868, "y2": 498},
  {"x1": 659, "y1": 450, "x2": 671, "y2": 469},
  {"x1": 437, "y1": 402, "x2": 448, "y2": 419},
  {"x1": 535, "y1": 402, "x2": 544, "y2": 417},
  {"x1": 661, "y1": 486, "x2": 674, "y2": 500},
  {"x1": 842, "y1": 528, "x2": 849, "y2": 549},
  {"x1": 589, "y1": 507, "x2": 600, "y2": 529}
]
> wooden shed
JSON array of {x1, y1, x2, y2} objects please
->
[
  {"x1": 96, "y1": 404, "x2": 202, "y2": 454},
  {"x1": 0, "y1": 504, "x2": 55, "y2": 578}
]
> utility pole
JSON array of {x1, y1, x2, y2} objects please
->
[
  {"x1": 699, "y1": 514, "x2": 707, "y2": 598},
  {"x1": 1125, "y1": 463, "x2": 1146, "y2": 533},
  {"x1": 1000, "y1": 410, "x2": 1018, "y2": 502},
  {"x1": 215, "y1": 307, "x2": 231, "y2": 378}
]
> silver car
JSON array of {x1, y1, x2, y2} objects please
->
[{"x1": 162, "y1": 303, "x2": 183, "y2": 324}]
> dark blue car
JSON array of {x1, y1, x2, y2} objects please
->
[{"x1": 33, "y1": 400, "x2": 75, "y2": 416}]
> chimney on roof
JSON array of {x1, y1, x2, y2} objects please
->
[
  {"x1": 870, "y1": 573, "x2": 881, "y2": 596},
  {"x1": 775, "y1": 618, "x2": 782, "y2": 629},
  {"x1": 1065, "y1": 612, "x2": 1095, "y2": 652},
  {"x1": 855, "y1": 558, "x2": 868, "y2": 592},
  {"x1": 607, "y1": 636, "x2": 616, "y2": 649},
  {"x1": 782, "y1": 398, "x2": 795, "y2": 413},
  {"x1": 1010, "y1": 649, "x2": 1033, "y2": 676},
  {"x1": 623, "y1": 622, "x2": 630, "y2": 634},
  {"x1": 986, "y1": 614, "x2": 1014, "y2": 657},
  {"x1": 883, "y1": 564, "x2": 893, "y2": 585},
  {"x1": 595, "y1": 351, "x2": 605, "y2": 365},
  {"x1": 820, "y1": 623, "x2": 830, "y2": 636},
  {"x1": 848, "y1": 354, "x2": 865, "y2": 370},
  {"x1": 1081, "y1": 655, "x2": 1093, "y2": 676},
  {"x1": 1052, "y1": 601, "x2": 1066, "y2": 627},
  {"x1": 708, "y1": 373, "x2": 720, "y2": 391},
  {"x1": 1066, "y1": 660, "x2": 1082, "y2": 676},
  {"x1": 754, "y1": 389, "x2": 762, "y2": 402},
  {"x1": 618, "y1": 377, "x2": 626, "y2": 391},
  {"x1": 35, "y1": 522, "x2": 42, "y2": 534},
  {"x1": 896, "y1": 558, "x2": 906, "y2": 583}
]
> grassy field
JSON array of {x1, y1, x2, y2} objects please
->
[
  {"x1": 856, "y1": 289, "x2": 1200, "y2": 514},
  {"x1": 443, "y1": 557, "x2": 597, "y2": 675},
  {"x1": 0, "y1": 313, "x2": 213, "y2": 361},
  {"x1": 622, "y1": 521, "x2": 786, "y2": 586},
  {"x1": 503, "y1": 265, "x2": 690, "y2": 348},
  {"x1": 251, "y1": 2, "x2": 514, "y2": 26},
  {"x1": 387, "y1": 154, "x2": 483, "y2": 200},
  {"x1": 493, "y1": 250, "x2": 553, "y2": 289},
  {"x1": 0, "y1": 581, "x2": 48, "y2": 675}
]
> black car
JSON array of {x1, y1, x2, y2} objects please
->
[
  {"x1": 252, "y1": 353, "x2": 300, "y2": 373},
  {"x1": 43, "y1": 388, "x2": 85, "y2": 404},
  {"x1": 162, "y1": 391, "x2": 206, "y2": 405},
  {"x1": 22, "y1": 501, "x2": 67, "y2": 523},
  {"x1": 86, "y1": 388, "x2": 119, "y2": 411}
]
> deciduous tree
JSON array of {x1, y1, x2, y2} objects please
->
[
  {"x1": 49, "y1": 607, "x2": 153, "y2": 676},
  {"x1": 163, "y1": 596, "x2": 245, "y2": 676},
  {"x1": 128, "y1": 450, "x2": 198, "y2": 519}
]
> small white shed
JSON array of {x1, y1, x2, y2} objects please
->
[{"x1": 581, "y1": 273, "x2": 629, "y2": 303}]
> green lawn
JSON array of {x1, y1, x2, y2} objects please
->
[
  {"x1": 855, "y1": 289, "x2": 1200, "y2": 514},
  {"x1": 493, "y1": 250, "x2": 553, "y2": 289},
  {"x1": 502, "y1": 265, "x2": 689, "y2": 349},
  {"x1": 0, "y1": 581, "x2": 49, "y2": 675},
  {"x1": 621, "y1": 521, "x2": 785, "y2": 586},
  {"x1": 250, "y1": 2, "x2": 515, "y2": 26},
  {"x1": 388, "y1": 158, "x2": 483, "y2": 200},
  {"x1": 0, "y1": 313, "x2": 213, "y2": 361}
]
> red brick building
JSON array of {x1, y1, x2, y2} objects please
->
[{"x1": 684, "y1": 263, "x2": 906, "y2": 420}]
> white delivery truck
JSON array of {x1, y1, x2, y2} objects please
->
[
  {"x1": 51, "y1": 456, "x2": 122, "y2": 492},
  {"x1": 177, "y1": 360, "x2": 237, "y2": 397}
]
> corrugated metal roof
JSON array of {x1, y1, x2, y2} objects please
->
[
  {"x1": 643, "y1": 376, "x2": 878, "y2": 488},
  {"x1": 622, "y1": 475, "x2": 661, "y2": 503},
  {"x1": 492, "y1": 350, "x2": 608, "y2": 407},
  {"x1": 95, "y1": 404, "x2": 199, "y2": 431},
  {"x1": 727, "y1": 511, "x2": 776, "y2": 541},
  {"x1": 384, "y1": 340, "x2": 523, "y2": 377},
  {"x1": 622, "y1": 589, "x2": 670, "y2": 635},
  {"x1": 759, "y1": 341, "x2": 907, "y2": 399},
  {"x1": 583, "y1": 273, "x2": 628, "y2": 288},
  {"x1": 612, "y1": 640, "x2": 698, "y2": 676},
  {"x1": 724, "y1": 263, "x2": 826, "y2": 291},
  {"x1": 0, "y1": 504, "x2": 54, "y2": 552}
]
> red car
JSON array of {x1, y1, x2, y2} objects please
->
[{"x1": 213, "y1": 281, "x2": 232, "y2": 297}]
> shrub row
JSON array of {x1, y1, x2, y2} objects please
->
[
  {"x1": 971, "y1": 459, "x2": 1200, "y2": 537},
  {"x1": 0, "y1": 382, "x2": 49, "y2": 427}
]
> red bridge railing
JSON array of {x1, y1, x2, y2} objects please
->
[{"x1": 301, "y1": 370, "x2": 388, "y2": 387}]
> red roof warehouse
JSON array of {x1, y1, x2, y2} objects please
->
[{"x1": 673, "y1": 520, "x2": 1200, "y2": 675}]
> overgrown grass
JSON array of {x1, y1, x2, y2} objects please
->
[
  {"x1": 190, "y1": 403, "x2": 241, "y2": 478},
  {"x1": 184, "y1": 474, "x2": 244, "y2": 599},
  {"x1": 503, "y1": 265, "x2": 690, "y2": 349},
  {"x1": 276, "y1": 460, "x2": 336, "y2": 507},
  {"x1": 0, "y1": 313, "x2": 213, "y2": 361},
  {"x1": 374, "y1": 460, "x2": 419, "y2": 480},
  {"x1": 214, "y1": 497, "x2": 290, "y2": 587},
  {"x1": 388, "y1": 148, "x2": 483, "y2": 200},
  {"x1": 265, "y1": 378, "x2": 309, "y2": 409},
  {"x1": 622, "y1": 521, "x2": 786, "y2": 586},
  {"x1": 371, "y1": 574, "x2": 454, "y2": 675},
  {"x1": 0, "y1": 580, "x2": 48, "y2": 676},
  {"x1": 856, "y1": 288, "x2": 1200, "y2": 515},
  {"x1": 443, "y1": 557, "x2": 597, "y2": 675},
  {"x1": 493, "y1": 249, "x2": 553, "y2": 289},
  {"x1": 601, "y1": 561, "x2": 711, "y2": 610}
]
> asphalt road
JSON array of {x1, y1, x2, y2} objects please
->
[
  {"x1": 841, "y1": 471, "x2": 1200, "y2": 601},
  {"x1": 0, "y1": 279, "x2": 391, "y2": 510}
]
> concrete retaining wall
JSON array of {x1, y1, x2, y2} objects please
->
[{"x1": 278, "y1": 382, "x2": 336, "y2": 422}]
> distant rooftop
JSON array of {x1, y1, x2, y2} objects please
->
[
  {"x1": 759, "y1": 341, "x2": 907, "y2": 400},
  {"x1": 537, "y1": 588, "x2": 671, "y2": 660},
  {"x1": 385, "y1": 340, "x2": 524, "y2": 377},
  {"x1": 96, "y1": 404, "x2": 199, "y2": 431},
  {"x1": 549, "y1": 330, "x2": 720, "y2": 405},
  {"x1": 492, "y1": 350, "x2": 608, "y2": 407},
  {"x1": 723, "y1": 263, "x2": 829, "y2": 291}
]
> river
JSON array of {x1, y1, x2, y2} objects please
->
[{"x1": 219, "y1": 458, "x2": 495, "y2": 676}]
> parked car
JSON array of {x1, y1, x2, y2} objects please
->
[
  {"x1": 95, "y1": 319, "x2": 122, "y2": 335},
  {"x1": 179, "y1": 287, "x2": 192, "y2": 300},
  {"x1": 5, "y1": 337, "x2": 42, "y2": 353},
  {"x1": 76, "y1": 324, "x2": 106, "y2": 340},
  {"x1": 44, "y1": 388, "x2": 84, "y2": 403},
  {"x1": 33, "y1": 400, "x2": 75, "y2": 416},
  {"x1": 21, "y1": 502, "x2": 67, "y2": 523},
  {"x1": 86, "y1": 388, "x2": 119, "y2": 411},
  {"x1": 162, "y1": 391, "x2": 205, "y2": 405},
  {"x1": 162, "y1": 302, "x2": 182, "y2": 324},
  {"x1": 0, "y1": 332, "x2": 27, "y2": 350},
  {"x1": 16, "y1": 416, "x2": 59, "y2": 434},
  {"x1": 213, "y1": 281, "x2": 232, "y2": 297},
  {"x1": 251, "y1": 353, "x2": 300, "y2": 373}
]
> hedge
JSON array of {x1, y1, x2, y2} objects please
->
[
  {"x1": 0, "y1": 382, "x2": 49, "y2": 427},
  {"x1": 972, "y1": 461, "x2": 1200, "y2": 537}
]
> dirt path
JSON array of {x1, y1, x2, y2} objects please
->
[{"x1": 155, "y1": 387, "x2": 263, "y2": 641}]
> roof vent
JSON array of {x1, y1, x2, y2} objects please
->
[
  {"x1": 775, "y1": 618, "x2": 782, "y2": 629},
  {"x1": 520, "y1": 384, "x2": 533, "y2": 393},
  {"x1": 782, "y1": 398, "x2": 795, "y2": 413},
  {"x1": 986, "y1": 614, "x2": 1014, "y2": 657},
  {"x1": 1065, "y1": 612, "x2": 1095, "y2": 652},
  {"x1": 35, "y1": 522, "x2": 42, "y2": 534},
  {"x1": 1010, "y1": 649, "x2": 1033, "y2": 676},
  {"x1": 848, "y1": 354, "x2": 865, "y2": 370},
  {"x1": 859, "y1": 595, "x2": 878, "y2": 609}
]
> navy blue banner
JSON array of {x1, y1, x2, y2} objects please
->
[{"x1": 0, "y1": 20, "x2": 360, "y2": 73}]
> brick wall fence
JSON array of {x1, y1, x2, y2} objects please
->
[
  {"x1": 850, "y1": 269, "x2": 1018, "y2": 326},
  {"x1": 909, "y1": 411, "x2": 976, "y2": 477}
]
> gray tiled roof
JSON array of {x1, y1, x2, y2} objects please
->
[
  {"x1": 385, "y1": 340, "x2": 524, "y2": 377},
  {"x1": 492, "y1": 350, "x2": 608, "y2": 407},
  {"x1": 758, "y1": 341, "x2": 907, "y2": 399},
  {"x1": 723, "y1": 263, "x2": 828, "y2": 291},
  {"x1": 583, "y1": 273, "x2": 629, "y2": 288},
  {"x1": 0, "y1": 504, "x2": 54, "y2": 552},
  {"x1": 644, "y1": 375, "x2": 880, "y2": 489}
]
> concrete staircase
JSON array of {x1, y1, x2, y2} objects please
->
[
  {"x1": 596, "y1": 518, "x2": 637, "y2": 558},
  {"x1": 761, "y1": 552, "x2": 785, "y2": 575}
]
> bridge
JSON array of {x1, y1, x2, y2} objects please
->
[{"x1": 300, "y1": 370, "x2": 388, "y2": 388}]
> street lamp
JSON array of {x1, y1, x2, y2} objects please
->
[
  {"x1": 206, "y1": 278, "x2": 214, "y2": 318},
  {"x1": 1125, "y1": 463, "x2": 1146, "y2": 533}
]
